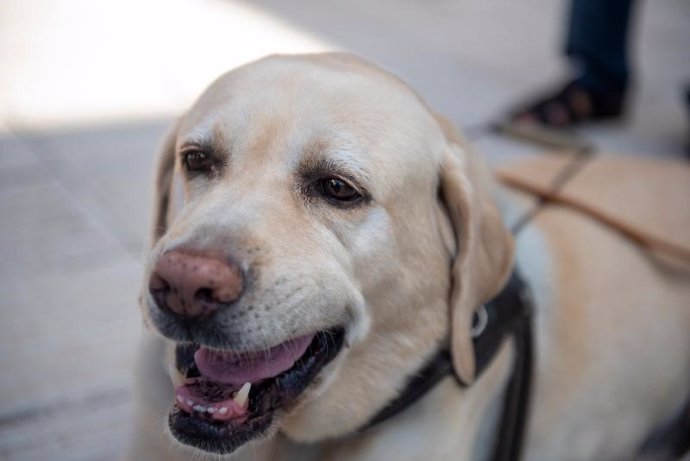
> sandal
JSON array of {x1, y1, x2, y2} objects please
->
[{"x1": 509, "y1": 80, "x2": 625, "y2": 128}]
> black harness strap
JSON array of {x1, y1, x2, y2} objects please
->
[
  {"x1": 359, "y1": 271, "x2": 534, "y2": 461},
  {"x1": 362, "y1": 349, "x2": 455, "y2": 430},
  {"x1": 490, "y1": 303, "x2": 533, "y2": 461}
]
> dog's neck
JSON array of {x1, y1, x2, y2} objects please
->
[{"x1": 343, "y1": 342, "x2": 515, "y2": 461}]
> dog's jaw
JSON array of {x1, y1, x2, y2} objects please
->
[{"x1": 164, "y1": 328, "x2": 347, "y2": 454}]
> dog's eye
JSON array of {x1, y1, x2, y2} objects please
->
[
  {"x1": 319, "y1": 178, "x2": 361, "y2": 202},
  {"x1": 183, "y1": 151, "x2": 211, "y2": 172}
]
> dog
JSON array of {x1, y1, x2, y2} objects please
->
[{"x1": 126, "y1": 53, "x2": 690, "y2": 461}]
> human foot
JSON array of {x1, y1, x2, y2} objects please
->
[{"x1": 509, "y1": 80, "x2": 625, "y2": 128}]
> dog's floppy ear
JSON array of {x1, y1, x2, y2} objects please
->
[
  {"x1": 438, "y1": 138, "x2": 514, "y2": 385},
  {"x1": 151, "y1": 119, "x2": 180, "y2": 244}
]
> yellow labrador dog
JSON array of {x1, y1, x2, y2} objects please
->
[{"x1": 127, "y1": 53, "x2": 690, "y2": 461}]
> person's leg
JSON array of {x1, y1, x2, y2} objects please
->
[
  {"x1": 509, "y1": 0, "x2": 637, "y2": 127},
  {"x1": 566, "y1": 0, "x2": 636, "y2": 96}
]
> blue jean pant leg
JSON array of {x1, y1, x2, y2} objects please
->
[{"x1": 565, "y1": 0, "x2": 637, "y2": 95}]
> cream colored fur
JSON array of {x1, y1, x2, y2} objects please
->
[{"x1": 126, "y1": 53, "x2": 690, "y2": 461}]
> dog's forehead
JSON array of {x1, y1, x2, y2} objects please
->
[
  {"x1": 179, "y1": 55, "x2": 446, "y2": 179},
  {"x1": 186, "y1": 54, "x2": 427, "y2": 123}
]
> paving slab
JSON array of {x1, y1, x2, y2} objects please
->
[
  {"x1": 0, "y1": 261, "x2": 142, "y2": 414},
  {"x1": 0, "y1": 180, "x2": 128, "y2": 279},
  {"x1": 0, "y1": 134, "x2": 49, "y2": 191},
  {"x1": 0, "y1": 391, "x2": 133, "y2": 461},
  {"x1": 16, "y1": 120, "x2": 172, "y2": 255},
  {"x1": 0, "y1": 125, "x2": 145, "y2": 460}
]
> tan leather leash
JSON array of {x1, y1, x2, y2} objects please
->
[
  {"x1": 497, "y1": 166, "x2": 690, "y2": 264},
  {"x1": 492, "y1": 121, "x2": 690, "y2": 264}
]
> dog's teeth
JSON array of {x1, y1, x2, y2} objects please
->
[
  {"x1": 187, "y1": 400, "x2": 194, "y2": 406},
  {"x1": 193, "y1": 405, "x2": 206, "y2": 413},
  {"x1": 207, "y1": 407, "x2": 216, "y2": 414},
  {"x1": 176, "y1": 396, "x2": 184, "y2": 403},
  {"x1": 168, "y1": 364, "x2": 186, "y2": 388},
  {"x1": 233, "y1": 382, "x2": 251, "y2": 408},
  {"x1": 218, "y1": 407, "x2": 228, "y2": 414}
]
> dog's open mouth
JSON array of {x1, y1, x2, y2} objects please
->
[{"x1": 168, "y1": 328, "x2": 345, "y2": 454}]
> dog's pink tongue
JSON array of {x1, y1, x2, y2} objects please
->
[{"x1": 194, "y1": 334, "x2": 314, "y2": 385}]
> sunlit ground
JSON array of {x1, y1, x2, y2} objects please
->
[{"x1": 0, "y1": 0, "x2": 332, "y2": 131}]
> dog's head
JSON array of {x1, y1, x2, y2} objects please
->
[{"x1": 141, "y1": 53, "x2": 513, "y2": 455}]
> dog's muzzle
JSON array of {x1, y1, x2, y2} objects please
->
[{"x1": 166, "y1": 328, "x2": 345, "y2": 454}]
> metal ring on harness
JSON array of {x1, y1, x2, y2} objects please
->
[{"x1": 471, "y1": 305, "x2": 489, "y2": 338}]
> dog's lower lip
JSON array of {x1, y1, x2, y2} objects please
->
[{"x1": 168, "y1": 328, "x2": 345, "y2": 454}]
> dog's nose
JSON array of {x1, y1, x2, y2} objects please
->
[{"x1": 149, "y1": 250, "x2": 244, "y2": 318}]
